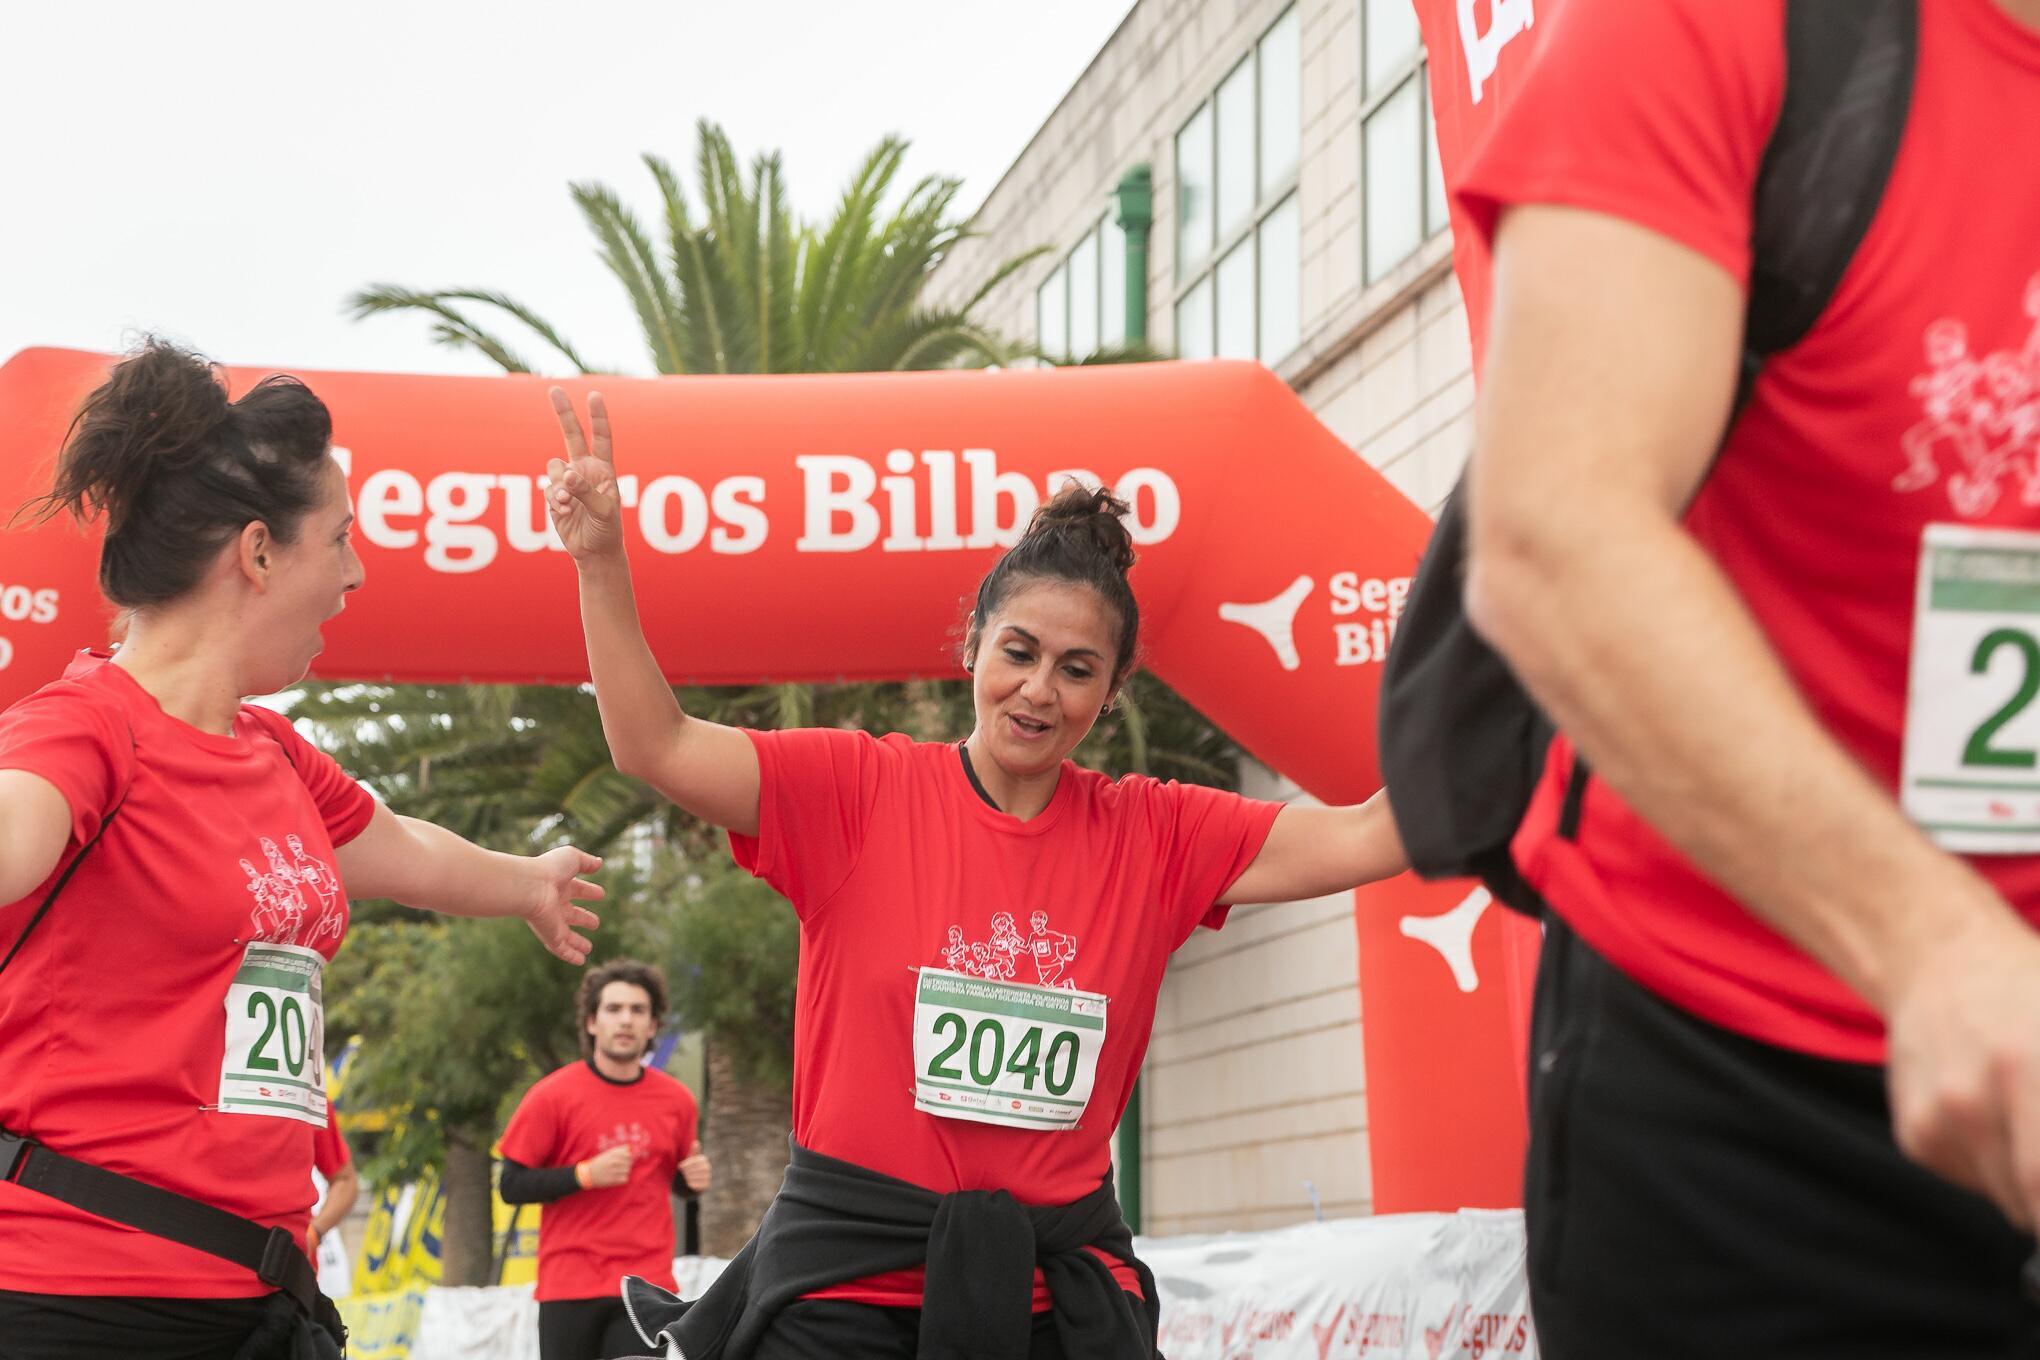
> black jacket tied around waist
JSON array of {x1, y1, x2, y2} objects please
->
[{"x1": 622, "y1": 1139, "x2": 1160, "y2": 1359}]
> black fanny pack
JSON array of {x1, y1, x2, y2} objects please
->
[{"x1": 0, "y1": 1128, "x2": 346, "y2": 1358}]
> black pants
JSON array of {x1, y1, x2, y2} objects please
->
[
  {"x1": 752, "y1": 1300, "x2": 1070, "y2": 1359},
  {"x1": 0, "y1": 1291, "x2": 272, "y2": 1359},
  {"x1": 540, "y1": 1295, "x2": 644, "y2": 1360},
  {"x1": 1527, "y1": 916, "x2": 2040, "y2": 1357}
]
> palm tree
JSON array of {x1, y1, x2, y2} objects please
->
[
  {"x1": 331, "y1": 120, "x2": 1243, "y2": 1266},
  {"x1": 351, "y1": 121, "x2": 1043, "y2": 377}
]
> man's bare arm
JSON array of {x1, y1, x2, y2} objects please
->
[{"x1": 1467, "y1": 204, "x2": 2040, "y2": 1225}]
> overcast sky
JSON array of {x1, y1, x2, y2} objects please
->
[{"x1": 1, "y1": 2, "x2": 1134, "y2": 378}]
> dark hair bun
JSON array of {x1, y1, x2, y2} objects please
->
[
  {"x1": 964, "y1": 479, "x2": 1143, "y2": 682},
  {"x1": 1025, "y1": 482, "x2": 1136, "y2": 577},
  {"x1": 22, "y1": 336, "x2": 335, "y2": 609},
  {"x1": 58, "y1": 341, "x2": 232, "y2": 533}
]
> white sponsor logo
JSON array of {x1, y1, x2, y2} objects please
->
[
  {"x1": 1398, "y1": 887, "x2": 1492, "y2": 993},
  {"x1": 1458, "y1": 0, "x2": 1535, "y2": 105},
  {"x1": 0, "y1": 584, "x2": 59, "y2": 625},
  {"x1": 1217, "y1": 571, "x2": 1412, "y2": 671},
  {"x1": 346, "y1": 448, "x2": 1180, "y2": 574},
  {"x1": 1218, "y1": 575, "x2": 1313, "y2": 670}
]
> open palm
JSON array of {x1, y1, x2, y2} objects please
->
[{"x1": 546, "y1": 388, "x2": 623, "y2": 561}]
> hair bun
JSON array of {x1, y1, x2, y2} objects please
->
[
  {"x1": 22, "y1": 336, "x2": 335, "y2": 609},
  {"x1": 1028, "y1": 481, "x2": 1136, "y2": 576},
  {"x1": 97, "y1": 341, "x2": 234, "y2": 478}
]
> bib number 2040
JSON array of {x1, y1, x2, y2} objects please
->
[
  {"x1": 925, "y1": 1011, "x2": 1083, "y2": 1096},
  {"x1": 911, "y1": 968, "x2": 1106, "y2": 1132}
]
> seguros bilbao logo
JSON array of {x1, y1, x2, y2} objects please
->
[
  {"x1": 1217, "y1": 572, "x2": 1411, "y2": 672},
  {"x1": 0, "y1": 582, "x2": 62, "y2": 673}
]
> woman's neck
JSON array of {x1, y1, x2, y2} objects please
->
[
  {"x1": 111, "y1": 613, "x2": 249, "y2": 736},
  {"x1": 962, "y1": 732, "x2": 1061, "y2": 822}
]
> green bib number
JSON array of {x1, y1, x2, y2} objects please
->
[
  {"x1": 1901, "y1": 524, "x2": 2040, "y2": 852},
  {"x1": 912, "y1": 968, "x2": 1106, "y2": 1131},
  {"x1": 218, "y1": 941, "x2": 327, "y2": 1125}
]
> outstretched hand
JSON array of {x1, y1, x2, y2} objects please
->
[
  {"x1": 523, "y1": 845, "x2": 605, "y2": 965},
  {"x1": 546, "y1": 388, "x2": 624, "y2": 562}
]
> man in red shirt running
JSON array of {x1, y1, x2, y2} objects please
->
[
  {"x1": 1457, "y1": 0, "x2": 2040, "y2": 1353},
  {"x1": 500, "y1": 960, "x2": 710, "y2": 1360}
]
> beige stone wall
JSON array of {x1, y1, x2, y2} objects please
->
[
  {"x1": 1143, "y1": 763, "x2": 1373, "y2": 1236},
  {"x1": 929, "y1": 0, "x2": 1476, "y2": 1232}
]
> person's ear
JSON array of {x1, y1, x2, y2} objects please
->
[{"x1": 236, "y1": 521, "x2": 274, "y2": 588}]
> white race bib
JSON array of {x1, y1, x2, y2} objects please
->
[
  {"x1": 1901, "y1": 524, "x2": 2040, "y2": 853},
  {"x1": 911, "y1": 968, "x2": 1106, "y2": 1131},
  {"x1": 218, "y1": 941, "x2": 327, "y2": 1124}
]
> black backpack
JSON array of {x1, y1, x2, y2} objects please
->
[{"x1": 1378, "y1": 0, "x2": 1918, "y2": 914}]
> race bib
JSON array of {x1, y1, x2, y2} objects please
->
[
  {"x1": 912, "y1": 968, "x2": 1106, "y2": 1131},
  {"x1": 218, "y1": 941, "x2": 327, "y2": 1124},
  {"x1": 1901, "y1": 524, "x2": 2040, "y2": 853}
]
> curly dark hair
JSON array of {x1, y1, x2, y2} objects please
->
[{"x1": 576, "y1": 958, "x2": 668, "y2": 1060}]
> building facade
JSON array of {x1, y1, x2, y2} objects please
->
[{"x1": 925, "y1": 0, "x2": 1475, "y2": 1235}]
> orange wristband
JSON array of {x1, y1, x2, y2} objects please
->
[{"x1": 573, "y1": 1160, "x2": 591, "y2": 1190}]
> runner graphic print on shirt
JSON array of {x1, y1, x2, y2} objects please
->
[
  {"x1": 240, "y1": 833, "x2": 345, "y2": 948},
  {"x1": 595, "y1": 1120, "x2": 656, "y2": 1180},
  {"x1": 1024, "y1": 911, "x2": 1076, "y2": 986},
  {"x1": 1898, "y1": 274, "x2": 2040, "y2": 516},
  {"x1": 938, "y1": 910, "x2": 1079, "y2": 988}
]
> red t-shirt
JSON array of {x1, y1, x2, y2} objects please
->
[
  {"x1": 498, "y1": 1061, "x2": 700, "y2": 1302},
  {"x1": 0, "y1": 652, "x2": 375, "y2": 1295},
  {"x1": 729, "y1": 728, "x2": 1282, "y2": 1307},
  {"x1": 313, "y1": 1106, "x2": 351, "y2": 1180},
  {"x1": 1458, "y1": 0, "x2": 2040, "y2": 1060}
]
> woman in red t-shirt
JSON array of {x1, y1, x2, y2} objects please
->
[
  {"x1": 543, "y1": 391, "x2": 1409, "y2": 1359},
  {"x1": 0, "y1": 341, "x2": 607, "y2": 1359}
]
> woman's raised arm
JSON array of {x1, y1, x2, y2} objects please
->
[{"x1": 546, "y1": 389, "x2": 762, "y2": 836}]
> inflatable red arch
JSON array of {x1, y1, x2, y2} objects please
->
[{"x1": 0, "y1": 347, "x2": 1529, "y2": 1213}]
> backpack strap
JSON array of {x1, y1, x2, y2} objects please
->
[
  {"x1": 0, "y1": 726, "x2": 138, "y2": 979},
  {"x1": 1740, "y1": 0, "x2": 1917, "y2": 408}
]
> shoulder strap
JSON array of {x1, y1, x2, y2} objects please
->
[
  {"x1": 0, "y1": 725, "x2": 138, "y2": 979},
  {"x1": 1739, "y1": 0, "x2": 1917, "y2": 408}
]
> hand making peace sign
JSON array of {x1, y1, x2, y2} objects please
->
[{"x1": 546, "y1": 387, "x2": 624, "y2": 561}]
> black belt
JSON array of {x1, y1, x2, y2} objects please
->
[{"x1": 0, "y1": 1126, "x2": 323, "y2": 1317}]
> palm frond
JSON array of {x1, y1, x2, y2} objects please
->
[
  {"x1": 424, "y1": 290, "x2": 601, "y2": 374},
  {"x1": 646, "y1": 148, "x2": 731, "y2": 374},
  {"x1": 570, "y1": 181, "x2": 686, "y2": 376},
  {"x1": 798, "y1": 137, "x2": 910, "y2": 369},
  {"x1": 348, "y1": 286, "x2": 534, "y2": 373}
]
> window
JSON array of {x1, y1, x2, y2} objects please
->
[
  {"x1": 1362, "y1": 0, "x2": 1450, "y2": 284},
  {"x1": 1173, "y1": 7, "x2": 1301, "y2": 364},
  {"x1": 1037, "y1": 217, "x2": 1128, "y2": 362},
  {"x1": 1037, "y1": 259, "x2": 1068, "y2": 361}
]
